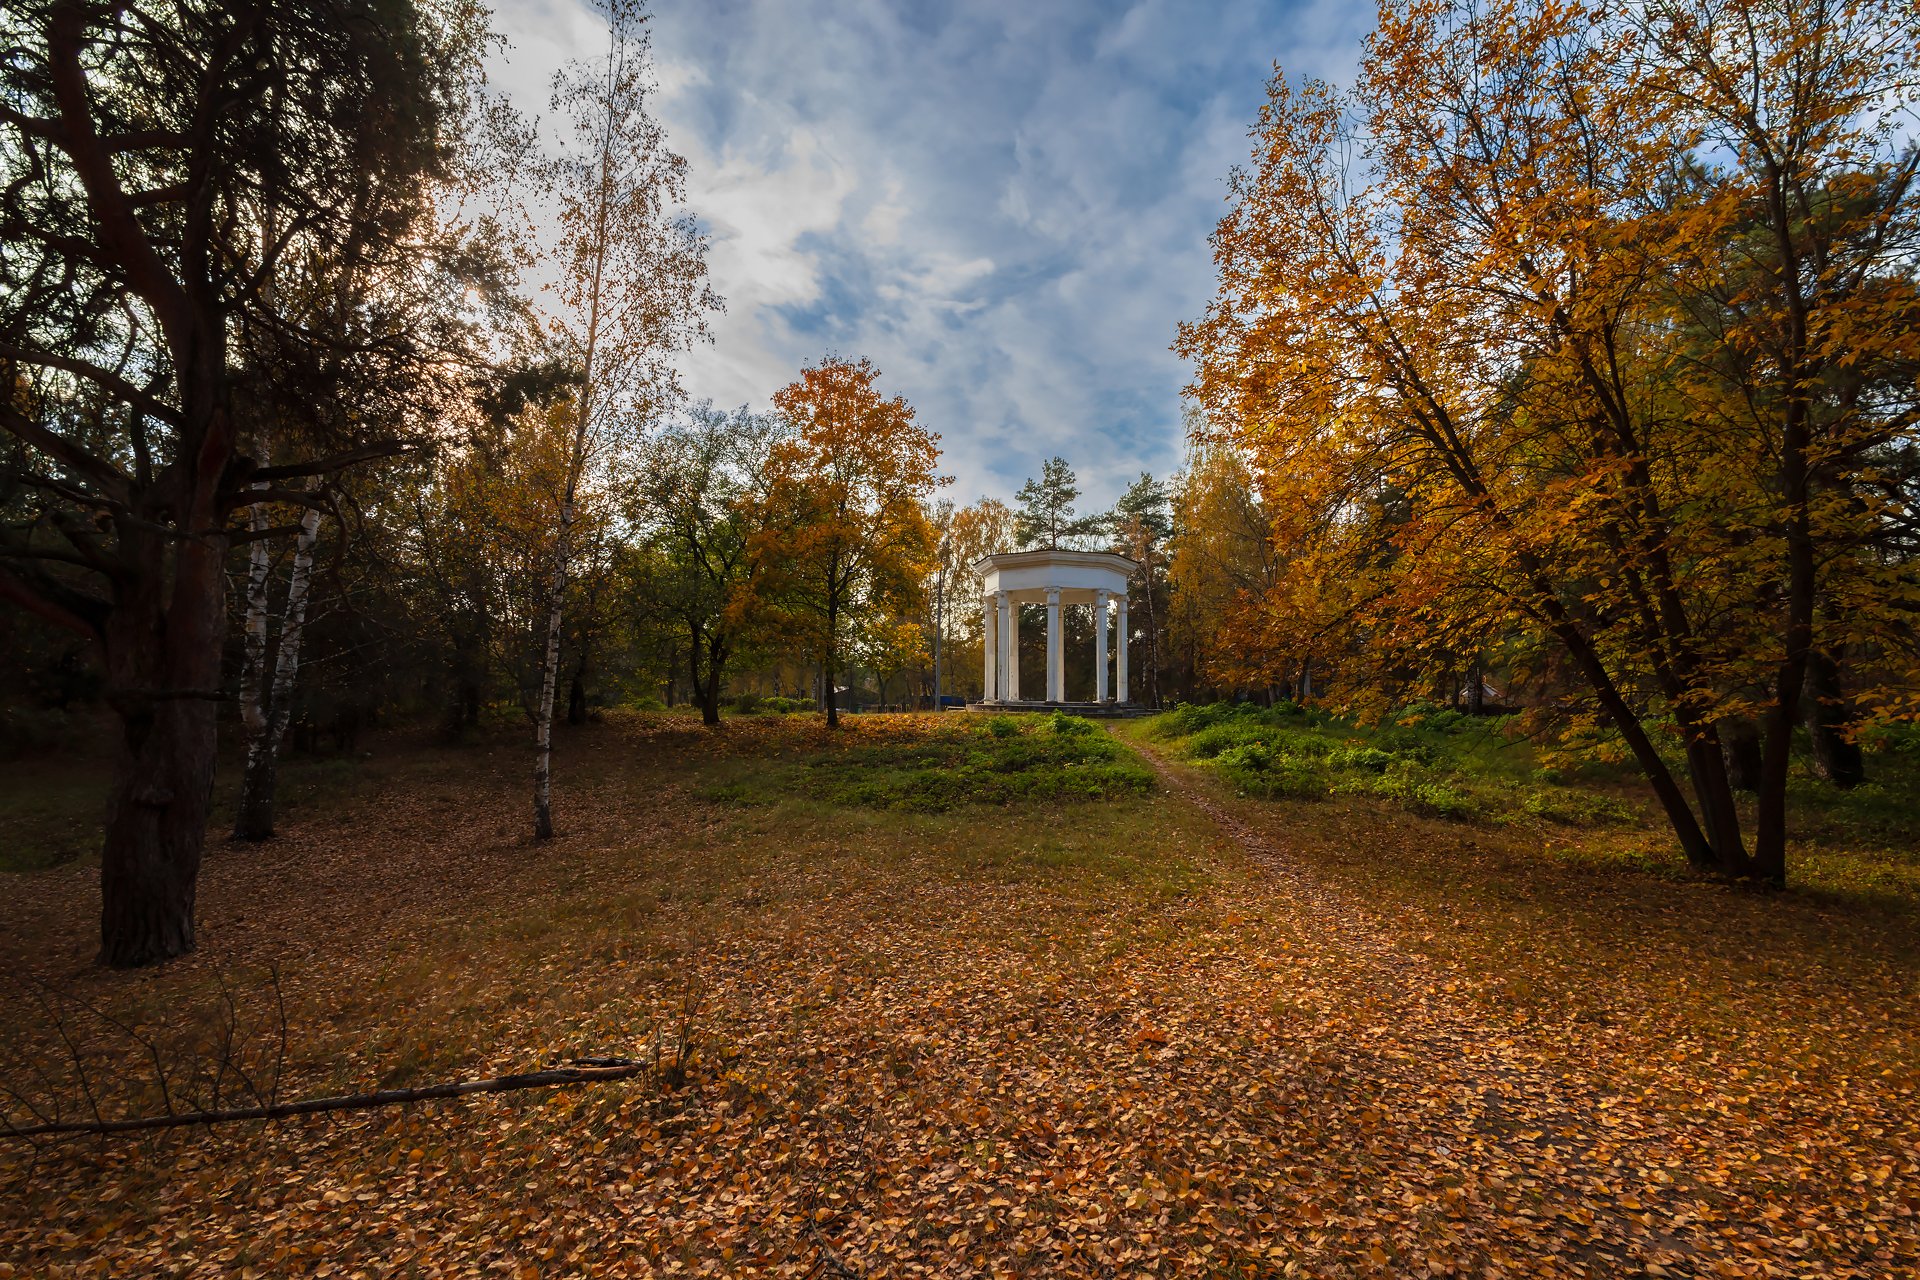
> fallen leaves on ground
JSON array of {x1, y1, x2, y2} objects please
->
[{"x1": 0, "y1": 714, "x2": 1914, "y2": 1277}]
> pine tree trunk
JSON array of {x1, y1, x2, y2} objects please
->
[
  {"x1": 446, "y1": 667, "x2": 481, "y2": 739},
  {"x1": 98, "y1": 521, "x2": 226, "y2": 967},
  {"x1": 235, "y1": 508, "x2": 320, "y2": 841}
]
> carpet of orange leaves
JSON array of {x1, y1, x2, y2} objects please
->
[{"x1": 1, "y1": 713, "x2": 1914, "y2": 1276}]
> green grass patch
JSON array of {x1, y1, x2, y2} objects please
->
[
  {"x1": 700, "y1": 714, "x2": 1154, "y2": 813},
  {"x1": 1145, "y1": 700, "x2": 1614, "y2": 827}
]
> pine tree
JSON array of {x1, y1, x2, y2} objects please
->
[{"x1": 1013, "y1": 457, "x2": 1103, "y2": 550}]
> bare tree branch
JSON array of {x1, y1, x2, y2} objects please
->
[{"x1": 1, "y1": 1058, "x2": 654, "y2": 1142}]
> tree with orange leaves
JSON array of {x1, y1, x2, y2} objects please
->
[
  {"x1": 1179, "y1": 0, "x2": 1920, "y2": 884},
  {"x1": 752, "y1": 358, "x2": 942, "y2": 727},
  {"x1": 1167, "y1": 439, "x2": 1302, "y2": 703}
]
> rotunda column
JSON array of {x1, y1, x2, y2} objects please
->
[
  {"x1": 1045, "y1": 587, "x2": 1063, "y2": 703},
  {"x1": 996, "y1": 591, "x2": 1015, "y2": 702},
  {"x1": 982, "y1": 593, "x2": 997, "y2": 701},
  {"x1": 1093, "y1": 589, "x2": 1110, "y2": 702}
]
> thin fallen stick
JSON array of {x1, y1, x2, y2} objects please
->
[{"x1": 1, "y1": 1057, "x2": 650, "y2": 1141}]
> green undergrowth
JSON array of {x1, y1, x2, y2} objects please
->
[
  {"x1": 701, "y1": 711, "x2": 1153, "y2": 813},
  {"x1": 1144, "y1": 702, "x2": 1920, "y2": 885},
  {"x1": 1145, "y1": 700, "x2": 1640, "y2": 826}
]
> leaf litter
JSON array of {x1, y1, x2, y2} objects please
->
[{"x1": 0, "y1": 714, "x2": 1912, "y2": 1277}]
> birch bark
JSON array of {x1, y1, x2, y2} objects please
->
[{"x1": 234, "y1": 506, "x2": 321, "y2": 840}]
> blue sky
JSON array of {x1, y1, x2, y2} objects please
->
[{"x1": 487, "y1": 0, "x2": 1372, "y2": 509}]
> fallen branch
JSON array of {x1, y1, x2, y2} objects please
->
[{"x1": 1, "y1": 1057, "x2": 649, "y2": 1141}]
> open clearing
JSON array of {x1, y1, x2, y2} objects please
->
[{"x1": 2, "y1": 713, "x2": 1916, "y2": 1277}]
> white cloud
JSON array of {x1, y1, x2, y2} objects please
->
[{"x1": 487, "y1": 0, "x2": 1376, "y2": 508}]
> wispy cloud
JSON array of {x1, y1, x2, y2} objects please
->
[{"x1": 486, "y1": 0, "x2": 1373, "y2": 507}]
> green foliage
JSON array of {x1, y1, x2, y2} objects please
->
[
  {"x1": 986, "y1": 715, "x2": 1020, "y2": 739},
  {"x1": 1147, "y1": 702, "x2": 1617, "y2": 827},
  {"x1": 1048, "y1": 711, "x2": 1096, "y2": 737},
  {"x1": 1327, "y1": 746, "x2": 1395, "y2": 774},
  {"x1": 761, "y1": 696, "x2": 816, "y2": 715},
  {"x1": 1353, "y1": 773, "x2": 1478, "y2": 821},
  {"x1": 1148, "y1": 700, "x2": 1317, "y2": 741},
  {"x1": 1520, "y1": 786, "x2": 1638, "y2": 827},
  {"x1": 1214, "y1": 744, "x2": 1328, "y2": 799},
  {"x1": 1860, "y1": 723, "x2": 1920, "y2": 758}
]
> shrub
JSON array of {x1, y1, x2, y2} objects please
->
[
  {"x1": 1214, "y1": 743, "x2": 1328, "y2": 799},
  {"x1": 986, "y1": 715, "x2": 1020, "y2": 739},
  {"x1": 1327, "y1": 746, "x2": 1395, "y2": 774},
  {"x1": 1367, "y1": 773, "x2": 1476, "y2": 820},
  {"x1": 1371, "y1": 726, "x2": 1443, "y2": 764},
  {"x1": 707, "y1": 718, "x2": 1155, "y2": 811},
  {"x1": 1049, "y1": 711, "x2": 1096, "y2": 737},
  {"x1": 761, "y1": 696, "x2": 815, "y2": 714}
]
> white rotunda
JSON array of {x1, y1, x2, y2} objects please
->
[{"x1": 972, "y1": 549, "x2": 1137, "y2": 710}]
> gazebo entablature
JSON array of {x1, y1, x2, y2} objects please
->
[{"x1": 974, "y1": 549, "x2": 1137, "y2": 707}]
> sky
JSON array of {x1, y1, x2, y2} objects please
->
[{"x1": 485, "y1": 0, "x2": 1373, "y2": 510}]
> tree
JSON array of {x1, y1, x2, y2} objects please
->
[
  {"x1": 1178, "y1": 0, "x2": 1920, "y2": 885},
  {"x1": 634, "y1": 404, "x2": 781, "y2": 726},
  {"x1": 935, "y1": 497, "x2": 1016, "y2": 701},
  {"x1": 231, "y1": 499, "x2": 321, "y2": 840},
  {"x1": 1014, "y1": 457, "x2": 1104, "y2": 550},
  {"x1": 529, "y1": 0, "x2": 716, "y2": 838},
  {"x1": 754, "y1": 357, "x2": 942, "y2": 728},
  {"x1": 1166, "y1": 443, "x2": 1289, "y2": 702},
  {"x1": 924, "y1": 499, "x2": 957, "y2": 708},
  {"x1": 0, "y1": 0, "x2": 490, "y2": 965},
  {"x1": 1109, "y1": 471, "x2": 1172, "y2": 706}
]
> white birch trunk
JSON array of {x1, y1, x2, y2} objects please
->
[
  {"x1": 531, "y1": 492, "x2": 576, "y2": 839},
  {"x1": 235, "y1": 503, "x2": 273, "y2": 789},
  {"x1": 235, "y1": 506, "x2": 321, "y2": 840},
  {"x1": 263, "y1": 508, "x2": 322, "y2": 755}
]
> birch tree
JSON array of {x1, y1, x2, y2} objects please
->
[
  {"x1": 232, "y1": 502, "x2": 322, "y2": 840},
  {"x1": 531, "y1": 0, "x2": 716, "y2": 838}
]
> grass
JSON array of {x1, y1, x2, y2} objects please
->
[
  {"x1": 1147, "y1": 699, "x2": 1550, "y2": 821},
  {"x1": 699, "y1": 710, "x2": 1154, "y2": 812},
  {"x1": 1142, "y1": 698, "x2": 1919, "y2": 845}
]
